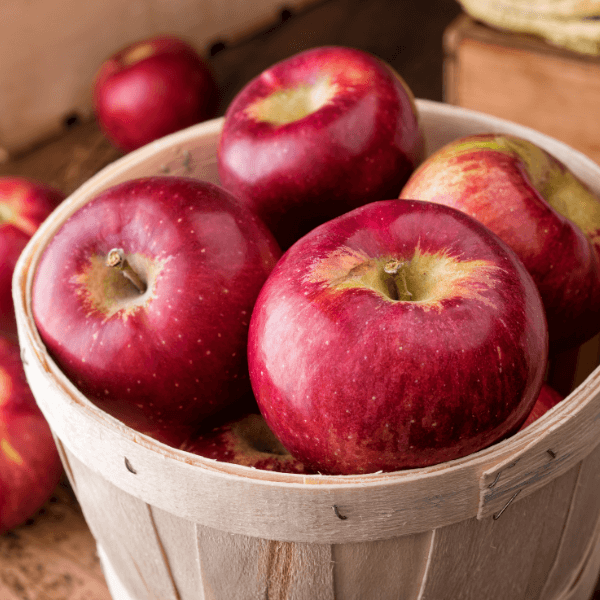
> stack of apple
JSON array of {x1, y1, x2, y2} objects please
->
[
  {"x1": 0, "y1": 178, "x2": 65, "y2": 533},
  {"x1": 30, "y1": 46, "x2": 600, "y2": 477}
]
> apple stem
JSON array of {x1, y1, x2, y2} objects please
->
[
  {"x1": 106, "y1": 248, "x2": 147, "y2": 294},
  {"x1": 384, "y1": 259, "x2": 412, "y2": 301}
]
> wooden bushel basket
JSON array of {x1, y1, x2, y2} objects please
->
[{"x1": 12, "y1": 100, "x2": 600, "y2": 600}]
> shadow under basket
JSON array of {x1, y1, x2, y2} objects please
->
[{"x1": 13, "y1": 99, "x2": 600, "y2": 600}]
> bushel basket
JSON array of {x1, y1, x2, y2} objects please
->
[{"x1": 13, "y1": 99, "x2": 600, "y2": 600}]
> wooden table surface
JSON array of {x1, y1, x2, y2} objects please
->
[{"x1": 2, "y1": 1, "x2": 600, "y2": 598}]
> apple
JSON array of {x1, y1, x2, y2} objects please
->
[
  {"x1": 248, "y1": 199, "x2": 548, "y2": 475},
  {"x1": 0, "y1": 177, "x2": 65, "y2": 341},
  {"x1": 519, "y1": 383, "x2": 563, "y2": 431},
  {"x1": 93, "y1": 35, "x2": 219, "y2": 153},
  {"x1": 217, "y1": 45, "x2": 425, "y2": 249},
  {"x1": 0, "y1": 336, "x2": 63, "y2": 534},
  {"x1": 399, "y1": 133, "x2": 600, "y2": 354},
  {"x1": 31, "y1": 176, "x2": 281, "y2": 445},
  {"x1": 179, "y1": 398, "x2": 314, "y2": 474}
]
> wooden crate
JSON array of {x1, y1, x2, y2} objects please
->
[
  {"x1": 0, "y1": 0, "x2": 321, "y2": 161},
  {"x1": 443, "y1": 12, "x2": 600, "y2": 165},
  {"x1": 12, "y1": 99, "x2": 600, "y2": 600}
]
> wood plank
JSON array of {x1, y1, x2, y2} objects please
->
[
  {"x1": 540, "y1": 442, "x2": 600, "y2": 599},
  {"x1": 418, "y1": 465, "x2": 582, "y2": 600},
  {"x1": 150, "y1": 506, "x2": 204, "y2": 600},
  {"x1": 332, "y1": 531, "x2": 434, "y2": 600},
  {"x1": 65, "y1": 449, "x2": 181, "y2": 600},
  {"x1": 196, "y1": 525, "x2": 334, "y2": 600}
]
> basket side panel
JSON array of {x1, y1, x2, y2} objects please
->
[
  {"x1": 195, "y1": 525, "x2": 335, "y2": 600},
  {"x1": 147, "y1": 506, "x2": 205, "y2": 600},
  {"x1": 418, "y1": 464, "x2": 582, "y2": 600},
  {"x1": 556, "y1": 534, "x2": 600, "y2": 600},
  {"x1": 539, "y1": 441, "x2": 600, "y2": 600},
  {"x1": 64, "y1": 449, "x2": 181, "y2": 600},
  {"x1": 331, "y1": 531, "x2": 434, "y2": 600}
]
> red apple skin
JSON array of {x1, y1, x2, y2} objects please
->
[
  {"x1": 31, "y1": 176, "x2": 281, "y2": 445},
  {"x1": 93, "y1": 36, "x2": 218, "y2": 153},
  {"x1": 519, "y1": 383, "x2": 563, "y2": 431},
  {"x1": 180, "y1": 399, "x2": 314, "y2": 474},
  {"x1": 400, "y1": 133, "x2": 600, "y2": 354},
  {"x1": 248, "y1": 199, "x2": 548, "y2": 475},
  {"x1": 0, "y1": 177, "x2": 65, "y2": 341},
  {"x1": 217, "y1": 45, "x2": 424, "y2": 249},
  {"x1": 0, "y1": 336, "x2": 63, "y2": 534}
]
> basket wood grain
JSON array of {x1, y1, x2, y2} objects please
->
[{"x1": 13, "y1": 99, "x2": 600, "y2": 600}]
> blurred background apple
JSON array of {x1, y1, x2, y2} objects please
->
[{"x1": 93, "y1": 35, "x2": 219, "y2": 153}]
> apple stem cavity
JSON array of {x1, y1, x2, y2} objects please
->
[
  {"x1": 384, "y1": 259, "x2": 413, "y2": 301},
  {"x1": 106, "y1": 248, "x2": 147, "y2": 294}
]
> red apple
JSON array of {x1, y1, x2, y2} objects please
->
[
  {"x1": 31, "y1": 176, "x2": 281, "y2": 445},
  {"x1": 400, "y1": 133, "x2": 600, "y2": 354},
  {"x1": 180, "y1": 399, "x2": 314, "y2": 474},
  {"x1": 0, "y1": 177, "x2": 65, "y2": 341},
  {"x1": 0, "y1": 336, "x2": 63, "y2": 534},
  {"x1": 93, "y1": 36, "x2": 218, "y2": 153},
  {"x1": 519, "y1": 383, "x2": 563, "y2": 431},
  {"x1": 217, "y1": 45, "x2": 425, "y2": 249},
  {"x1": 248, "y1": 199, "x2": 548, "y2": 475}
]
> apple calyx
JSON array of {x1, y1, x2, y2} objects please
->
[
  {"x1": 106, "y1": 248, "x2": 147, "y2": 294},
  {"x1": 245, "y1": 76, "x2": 337, "y2": 126}
]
